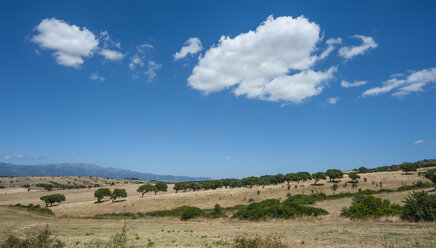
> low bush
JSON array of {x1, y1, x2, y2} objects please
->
[
  {"x1": 233, "y1": 199, "x2": 328, "y2": 221},
  {"x1": 397, "y1": 181, "x2": 433, "y2": 191},
  {"x1": 181, "y1": 206, "x2": 204, "y2": 220},
  {"x1": 401, "y1": 191, "x2": 436, "y2": 222},
  {"x1": 283, "y1": 194, "x2": 318, "y2": 205},
  {"x1": 341, "y1": 195, "x2": 402, "y2": 219},
  {"x1": 11, "y1": 203, "x2": 54, "y2": 215},
  {"x1": 233, "y1": 234, "x2": 286, "y2": 248},
  {"x1": 0, "y1": 225, "x2": 65, "y2": 248}
]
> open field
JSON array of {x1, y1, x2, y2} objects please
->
[
  {"x1": 0, "y1": 168, "x2": 433, "y2": 217},
  {"x1": 0, "y1": 168, "x2": 435, "y2": 247},
  {"x1": 1, "y1": 207, "x2": 435, "y2": 248}
]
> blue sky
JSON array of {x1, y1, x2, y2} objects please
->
[{"x1": 1, "y1": 1, "x2": 435, "y2": 178}]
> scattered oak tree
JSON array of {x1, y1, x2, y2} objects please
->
[
  {"x1": 400, "y1": 163, "x2": 417, "y2": 175},
  {"x1": 325, "y1": 169, "x2": 343, "y2": 182},
  {"x1": 94, "y1": 188, "x2": 112, "y2": 203},
  {"x1": 40, "y1": 194, "x2": 66, "y2": 207},
  {"x1": 312, "y1": 172, "x2": 326, "y2": 185},
  {"x1": 155, "y1": 182, "x2": 168, "y2": 195},
  {"x1": 348, "y1": 172, "x2": 361, "y2": 183},
  {"x1": 137, "y1": 184, "x2": 156, "y2": 197},
  {"x1": 111, "y1": 188, "x2": 127, "y2": 202}
]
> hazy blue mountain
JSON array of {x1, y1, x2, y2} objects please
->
[{"x1": 0, "y1": 162, "x2": 210, "y2": 182}]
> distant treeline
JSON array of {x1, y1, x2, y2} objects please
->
[
  {"x1": 356, "y1": 159, "x2": 436, "y2": 174},
  {"x1": 172, "y1": 159, "x2": 436, "y2": 193}
]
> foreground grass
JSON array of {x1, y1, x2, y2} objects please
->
[{"x1": 1, "y1": 207, "x2": 435, "y2": 248}]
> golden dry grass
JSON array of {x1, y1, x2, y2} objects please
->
[
  {"x1": 0, "y1": 168, "x2": 435, "y2": 247},
  {"x1": 0, "y1": 167, "x2": 434, "y2": 217}
]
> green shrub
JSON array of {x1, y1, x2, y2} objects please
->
[
  {"x1": 11, "y1": 203, "x2": 54, "y2": 215},
  {"x1": 401, "y1": 191, "x2": 436, "y2": 222},
  {"x1": 341, "y1": 195, "x2": 402, "y2": 219},
  {"x1": 181, "y1": 206, "x2": 204, "y2": 220},
  {"x1": 397, "y1": 181, "x2": 432, "y2": 191},
  {"x1": 233, "y1": 199, "x2": 327, "y2": 221},
  {"x1": 0, "y1": 225, "x2": 65, "y2": 248},
  {"x1": 233, "y1": 234, "x2": 286, "y2": 248},
  {"x1": 283, "y1": 194, "x2": 317, "y2": 205}
]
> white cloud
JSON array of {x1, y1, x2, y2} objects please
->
[
  {"x1": 173, "y1": 37, "x2": 202, "y2": 60},
  {"x1": 129, "y1": 54, "x2": 144, "y2": 70},
  {"x1": 90, "y1": 72, "x2": 105, "y2": 81},
  {"x1": 225, "y1": 156, "x2": 231, "y2": 160},
  {"x1": 319, "y1": 38, "x2": 342, "y2": 59},
  {"x1": 129, "y1": 44, "x2": 161, "y2": 82},
  {"x1": 188, "y1": 15, "x2": 338, "y2": 103},
  {"x1": 414, "y1": 139, "x2": 425, "y2": 145},
  {"x1": 362, "y1": 68, "x2": 436, "y2": 97},
  {"x1": 145, "y1": 60, "x2": 162, "y2": 82},
  {"x1": 2, "y1": 155, "x2": 44, "y2": 160},
  {"x1": 341, "y1": 80, "x2": 367, "y2": 88},
  {"x1": 32, "y1": 18, "x2": 99, "y2": 67},
  {"x1": 327, "y1": 97, "x2": 339, "y2": 104},
  {"x1": 99, "y1": 49, "x2": 124, "y2": 61},
  {"x1": 338, "y1": 35, "x2": 378, "y2": 59}
]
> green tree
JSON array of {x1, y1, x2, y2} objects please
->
[
  {"x1": 348, "y1": 172, "x2": 361, "y2": 182},
  {"x1": 94, "y1": 188, "x2": 112, "y2": 203},
  {"x1": 424, "y1": 169, "x2": 436, "y2": 190},
  {"x1": 40, "y1": 194, "x2": 66, "y2": 207},
  {"x1": 174, "y1": 182, "x2": 187, "y2": 193},
  {"x1": 312, "y1": 172, "x2": 326, "y2": 185},
  {"x1": 401, "y1": 191, "x2": 436, "y2": 221},
  {"x1": 111, "y1": 189, "x2": 127, "y2": 202},
  {"x1": 155, "y1": 182, "x2": 168, "y2": 194},
  {"x1": 297, "y1": 172, "x2": 312, "y2": 182},
  {"x1": 44, "y1": 184, "x2": 54, "y2": 191},
  {"x1": 325, "y1": 169, "x2": 343, "y2": 182},
  {"x1": 137, "y1": 184, "x2": 156, "y2": 197},
  {"x1": 358, "y1": 166, "x2": 369, "y2": 173},
  {"x1": 400, "y1": 163, "x2": 417, "y2": 175}
]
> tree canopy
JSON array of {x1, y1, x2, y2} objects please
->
[
  {"x1": 40, "y1": 194, "x2": 66, "y2": 207},
  {"x1": 94, "y1": 188, "x2": 112, "y2": 203}
]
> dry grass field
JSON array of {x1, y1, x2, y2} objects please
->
[{"x1": 0, "y1": 168, "x2": 435, "y2": 247}]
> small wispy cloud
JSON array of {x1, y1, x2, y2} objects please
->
[
  {"x1": 90, "y1": 72, "x2": 105, "y2": 81},
  {"x1": 413, "y1": 139, "x2": 431, "y2": 145},
  {"x1": 327, "y1": 97, "x2": 339, "y2": 104},
  {"x1": 225, "y1": 156, "x2": 231, "y2": 160},
  {"x1": 2, "y1": 155, "x2": 44, "y2": 160}
]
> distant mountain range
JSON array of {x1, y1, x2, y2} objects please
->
[{"x1": 0, "y1": 162, "x2": 211, "y2": 182}]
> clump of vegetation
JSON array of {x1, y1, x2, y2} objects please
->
[
  {"x1": 233, "y1": 234, "x2": 286, "y2": 248},
  {"x1": 424, "y1": 169, "x2": 436, "y2": 190},
  {"x1": 94, "y1": 188, "x2": 112, "y2": 203},
  {"x1": 181, "y1": 206, "x2": 204, "y2": 220},
  {"x1": 401, "y1": 191, "x2": 436, "y2": 222},
  {"x1": 40, "y1": 194, "x2": 66, "y2": 207},
  {"x1": 0, "y1": 225, "x2": 65, "y2": 248},
  {"x1": 341, "y1": 195, "x2": 402, "y2": 219},
  {"x1": 11, "y1": 203, "x2": 54, "y2": 215},
  {"x1": 283, "y1": 194, "x2": 318, "y2": 205},
  {"x1": 208, "y1": 203, "x2": 226, "y2": 218},
  {"x1": 232, "y1": 199, "x2": 328, "y2": 221},
  {"x1": 396, "y1": 181, "x2": 432, "y2": 191}
]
